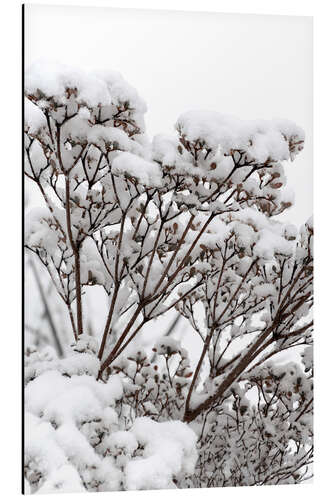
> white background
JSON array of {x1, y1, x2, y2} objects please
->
[{"x1": 0, "y1": 1, "x2": 332, "y2": 499}]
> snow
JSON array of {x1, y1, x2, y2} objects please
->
[
  {"x1": 106, "y1": 430, "x2": 139, "y2": 459},
  {"x1": 38, "y1": 463, "x2": 85, "y2": 494},
  {"x1": 25, "y1": 412, "x2": 85, "y2": 494},
  {"x1": 253, "y1": 283, "x2": 276, "y2": 299},
  {"x1": 26, "y1": 369, "x2": 121, "y2": 425},
  {"x1": 25, "y1": 354, "x2": 123, "y2": 492},
  {"x1": 87, "y1": 124, "x2": 136, "y2": 151},
  {"x1": 125, "y1": 417, "x2": 198, "y2": 490},
  {"x1": 24, "y1": 97, "x2": 46, "y2": 134},
  {"x1": 26, "y1": 59, "x2": 110, "y2": 107},
  {"x1": 113, "y1": 152, "x2": 162, "y2": 187},
  {"x1": 153, "y1": 337, "x2": 181, "y2": 356},
  {"x1": 153, "y1": 134, "x2": 179, "y2": 165},
  {"x1": 25, "y1": 347, "x2": 198, "y2": 493},
  {"x1": 284, "y1": 223, "x2": 298, "y2": 241},
  {"x1": 94, "y1": 68, "x2": 147, "y2": 114},
  {"x1": 254, "y1": 227, "x2": 293, "y2": 260},
  {"x1": 25, "y1": 209, "x2": 60, "y2": 255},
  {"x1": 176, "y1": 110, "x2": 304, "y2": 162},
  {"x1": 26, "y1": 60, "x2": 104, "y2": 108},
  {"x1": 187, "y1": 206, "x2": 296, "y2": 264},
  {"x1": 25, "y1": 60, "x2": 148, "y2": 143}
]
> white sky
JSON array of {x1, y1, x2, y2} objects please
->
[{"x1": 25, "y1": 4, "x2": 313, "y2": 226}]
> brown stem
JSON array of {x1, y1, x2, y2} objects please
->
[
  {"x1": 277, "y1": 264, "x2": 308, "y2": 314},
  {"x1": 279, "y1": 320, "x2": 313, "y2": 339},
  {"x1": 183, "y1": 321, "x2": 277, "y2": 422},
  {"x1": 98, "y1": 304, "x2": 143, "y2": 377},
  {"x1": 184, "y1": 258, "x2": 257, "y2": 417},
  {"x1": 247, "y1": 320, "x2": 313, "y2": 372},
  {"x1": 152, "y1": 214, "x2": 195, "y2": 295},
  {"x1": 29, "y1": 258, "x2": 64, "y2": 356},
  {"x1": 184, "y1": 262, "x2": 312, "y2": 422},
  {"x1": 65, "y1": 177, "x2": 83, "y2": 337},
  {"x1": 98, "y1": 195, "x2": 141, "y2": 361},
  {"x1": 55, "y1": 125, "x2": 83, "y2": 337},
  {"x1": 158, "y1": 213, "x2": 215, "y2": 296},
  {"x1": 98, "y1": 282, "x2": 120, "y2": 361},
  {"x1": 67, "y1": 303, "x2": 78, "y2": 341},
  {"x1": 294, "y1": 397, "x2": 313, "y2": 423},
  {"x1": 142, "y1": 221, "x2": 164, "y2": 298},
  {"x1": 33, "y1": 175, "x2": 67, "y2": 241},
  {"x1": 104, "y1": 319, "x2": 146, "y2": 365},
  {"x1": 215, "y1": 352, "x2": 242, "y2": 377},
  {"x1": 132, "y1": 195, "x2": 151, "y2": 240},
  {"x1": 114, "y1": 210, "x2": 127, "y2": 283},
  {"x1": 98, "y1": 212, "x2": 232, "y2": 380}
]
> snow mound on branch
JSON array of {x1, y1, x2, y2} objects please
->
[
  {"x1": 176, "y1": 110, "x2": 304, "y2": 162},
  {"x1": 24, "y1": 97, "x2": 46, "y2": 134},
  {"x1": 153, "y1": 336, "x2": 182, "y2": 356},
  {"x1": 26, "y1": 59, "x2": 146, "y2": 112},
  {"x1": 94, "y1": 68, "x2": 147, "y2": 114},
  {"x1": 25, "y1": 348, "x2": 198, "y2": 493},
  {"x1": 25, "y1": 59, "x2": 147, "y2": 135},
  {"x1": 191, "y1": 207, "x2": 296, "y2": 262},
  {"x1": 25, "y1": 357, "x2": 123, "y2": 492},
  {"x1": 25, "y1": 368, "x2": 122, "y2": 427},
  {"x1": 25, "y1": 412, "x2": 85, "y2": 494},
  {"x1": 125, "y1": 417, "x2": 198, "y2": 490},
  {"x1": 113, "y1": 152, "x2": 162, "y2": 187},
  {"x1": 26, "y1": 59, "x2": 110, "y2": 107}
]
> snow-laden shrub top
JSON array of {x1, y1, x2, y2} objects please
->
[
  {"x1": 176, "y1": 110, "x2": 304, "y2": 162},
  {"x1": 25, "y1": 59, "x2": 147, "y2": 132}
]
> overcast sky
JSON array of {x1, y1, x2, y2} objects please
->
[{"x1": 25, "y1": 4, "x2": 312, "y2": 225}]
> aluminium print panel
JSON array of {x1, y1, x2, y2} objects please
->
[{"x1": 23, "y1": 4, "x2": 313, "y2": 494}]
